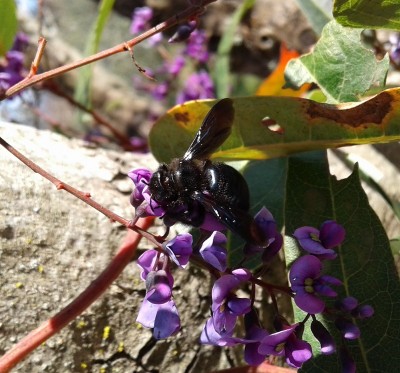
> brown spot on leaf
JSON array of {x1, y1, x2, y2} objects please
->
[
  {"x1": 306, "y1": 91, "x2": 392, "y2": 127},
  {"x1": 174, "y1": 111, "x2": 190, "y2": 125}
]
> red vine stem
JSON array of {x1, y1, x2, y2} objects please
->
[
  {"x1": 1, "y1": 0, "x2": 216, "y2": 100},
  {"x1": 0, "y1": 217, "x2": 155, "y2": 373}
]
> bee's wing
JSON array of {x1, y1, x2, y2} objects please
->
[
  {"x1": 192, "y1": 191, "x2": 265, "y2": 246},
  {"x1": 183, "y1": 98, "x2": 234, "y2": 161}
]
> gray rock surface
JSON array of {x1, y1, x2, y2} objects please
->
[{"x1": 0, "y1": 123, "x2": 229, "y2": 373}]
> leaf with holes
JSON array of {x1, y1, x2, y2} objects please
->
[{"x1": 149, "y1": 88, "x2": 400, "y2": 163}]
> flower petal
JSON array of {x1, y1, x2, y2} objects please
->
[
  {"x1": 289, "y1": 255, "x2": 322, "y2": 285},
  {"x1": 294, "y1": 292, "x2": 325, "y2": 314},
  {"x1": 153, "y1": 300, "x2": 180, "y2": 339},
  {"x1": 320, "y1": 220, "x2": 345, "y2": 249}
]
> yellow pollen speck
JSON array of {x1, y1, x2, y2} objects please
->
[
  {"x1": 118, "y1": 342, "x2": 125, "y2": 352},
  {"x1": 15, "y1": 282, "x2": 23, "y2": 289},
  {"x1": 102, "y1": 326, "x2": 111, "y2": 340},
  {"x1": 304, "y1": 278, "x2": 314, "y2": 286},
  {"x1": 135, "y1": 323, "x2": 143, "y2": 330},
  {"x1": 310, "y1": 233, "x2": 320, "y2": 242},
  {"x1": 80, "y1": 362, "x2": 88, "y2": 369},
  {"x1": 38, "y1": 265, "x2": 44, "y2": 273},
  {"x1": 99, "y1": 367, "x2": 106, "y2": 373},
  {"x1": 305, "y1": 285, "x2": 314, "y2": 293},
  {"x1": 275, "y1": 342, "x2": 285, "y2": 352},
  {"x1": 76, "y1": 320, "x2": 87, "y2": 329},
  {"x1": 171, "y1": 349, "x2": 178, "y2": 356}
]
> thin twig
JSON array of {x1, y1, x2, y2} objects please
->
[
  {"x1": 124, "y1": 42, "x2": 156, "y2": 81},
  {"x1": 1, "y1": 0, "x2": 216, "y2": 100},
  {"x1": 0, "y1": 136, "x2": 159, "y2": 246},
  {"x1": 27, "y1": 37, "x2": 47, "y2": 78}
]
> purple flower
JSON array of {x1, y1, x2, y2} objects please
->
[
  {"x1": 357, "y1": 304, "x2": 374, "y2": 319},
  {"x1": 129, "y1": 136, "x2": 148, "y2": 153},
  {"x1": 163, "y1": 233, "x2": 193, "y2": 268},
  {"x1": 139, "y1": 186, "x2": 165, "y2": 216},
  {"x1": 310, "y1": 319, "x2": 336, "y2": 355},
  {"x1": 137, "y1": 297, "x2": 180, "y2": 339},
  {"x1": 166, "y1": 56, "x2": 186, "y2": 76},
  {"x1": 289, "y1": 255, "x2": 342, "y2": 314},
  {"x1": 151, "y1": 81, "x2": 169, "y2": 100},
  {"x1": 185, "y1": 29, "x2": 209, "y2": 63},
  {"x1": 200, "y1": 309, "x2": 268, "y2": 356},
  {"x1": 145, "y1": 269, "x2": 173, "y2": 304},
  {"x1": 211, "y1": 268, "x2": 251, "y2": 335},
  {"x1": 258, "y1": 324, "x2": 312, "y2": 368},
  {"x1": 12, "y1": 32, "x2": 29, "y2": 52},
  {"x1": 0, "y1": 46, "x2": 26, "y2": 95},
  {"x1": 285, "y1": 332, "x2": 313, "y2": 368},
  {"x1": 335, "y1": 297, "x2": 374, "y2": 319},
  {"x1": 137, "y1": 250, "x2": 174, "y2": 284},
  {"x1": 293, "y1": 220, "x2": 345, "y2": 260},
  {"x1": 390, "y1": 33, "x2": 400, "y2": 66},
  {"x1": 136, "y1": 250, "x2": 181, "y2": 339},
  {"x1": 211, "y1": 269, "x2": 251, "y2": 335},
  {"x1": 169, "y1": 21, "x2": 197, "y2": 43},
  {"x1": 153, "y1": 300, "x2": 181, "y2": 339},
  {"x1": 128, "y1": 168, "x2": 152, "y2": 188},
  {"x1": 335, "y1": 317, "x2": 360, "y2": 340},
  {"x1": 243, "y1": 310, "x2": 269, "y2": 366},
  {"x1": 128, "y1": 168, "x2": 165, "y2": 216},
  {"x1": 243, "y1": 207, "x2": 283, "y2": 260},
  {"x1": 258, "y1": 325, "x2": 296, "y2": 356},
  {"x1": 200, "y1": 318, "x2": 234, "y2": 346},
  {"x1": 130, "y1": 7, "x2": 153, "y2": 34},
  {"x1": 137, "y1": 249, "x2": 158, "y2": 280},
  {"x1": 200, "y1": 231, "x2": 227, "y2": 271},
  {"x1": 176, "y1": 70, "x2": 214, "y2": 103},
  {"x1": 128, "y1": 168, "x2": 152, "y2": 207},
  {"x1": 338, "y1": 296, "x2": 359, "y2": 312}
]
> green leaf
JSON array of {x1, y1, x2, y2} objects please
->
[
  {"x1": 149, "y1": 90, "x2": 400, "y2": 163},
  {"x1": 74, "y1": 0, "x2": 115, "y2": 110},
  {"x1": 284, "y1": 152, "x2": 400, "y2": 372},
  {"x1": 285, "y1": 20, "x2": 389, "y2": 103},
  {"x1": 296, "y1": 0, "x2": 332, "y2": 35},
  {"x1": 0, "y1": 0, "x2": 18, "y2": 56},
  {"x1": 213, "y1": 0, "x2": 256, "y2": 98},
  {"x1": 333, "y1": 0, "x2": 400, "y2": 30}
]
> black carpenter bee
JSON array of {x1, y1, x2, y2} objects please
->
[{"x1": 149, "y1": 98, "x2": 264, "y2": 246}]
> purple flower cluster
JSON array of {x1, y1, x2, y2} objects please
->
[
  {"x1": 0, "y1": 33, "x2": 28, "y2": 96},
  {"x1": 129, "y1": 6, "x2": 214, "y2": 104},
  {"x1": 130, "y1": 7, "x2": 161, "y2": 46},
  {"x1": 290, "y1": 220, "x2": 374, "y2": 371},
  {"x1": 136, "y1": 234, "x2": 193, "y2": 339},
  {"x1": 128, "y1": 168, "x2": 374, "y2": 370}
]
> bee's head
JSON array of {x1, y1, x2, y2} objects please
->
[{"x1": 149, "y1": 164, "x2": 175, "y2": 204}]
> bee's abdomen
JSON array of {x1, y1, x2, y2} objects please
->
[{"x1": 204, "y1": 162, "x2": 250, "y2": 211}]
